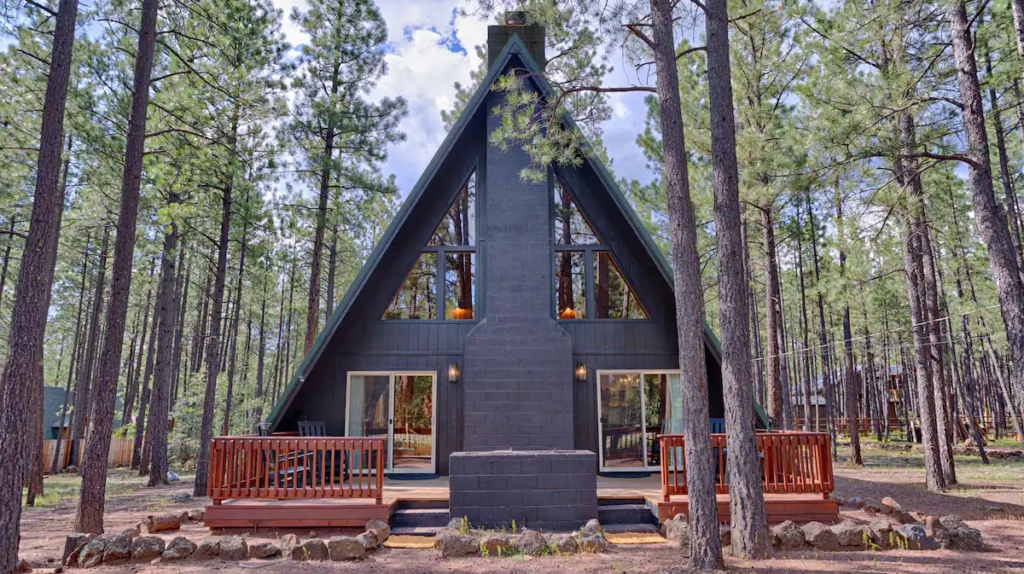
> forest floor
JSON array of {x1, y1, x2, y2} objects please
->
[{"x1": 16, "y1": 438, "x2": 1024, "y2": 574}]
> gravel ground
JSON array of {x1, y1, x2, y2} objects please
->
[{"x1": 17, "y1": 444, "x2": 1024, "y2": 573}]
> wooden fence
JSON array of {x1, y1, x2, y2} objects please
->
[
  {"x1": 42, "y1": 438, "x2": 134, "y2": 472},
  {"x1": 206, "y1": 436, "x2": 385, "y2": 504},
  {"x1": 660, "y1": 432, "x2": 834, "y2": 501}
]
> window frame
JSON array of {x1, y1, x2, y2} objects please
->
[
  {"x1": 381, "y1": 164, "x2": 481, "y2": 323},
  {"x1": 551, "y1": 187, "x2": 650, "y2": 323}
]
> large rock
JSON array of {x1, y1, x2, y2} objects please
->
[
  {"x1": 77, "y1": 538, "x2": 107, "y2": 568},
  {"x1": 582, "y1": 519, "x2": 602, "y2": 538},
  {"x1": 480, "y1": 534, "x2": 515, "y2": 556},
  {"x1": 802, "y1": 522, "x2": 839, "y2": 551},
  {"x1": 868, "y1": 521, "x2": 895, "y2": 549},
  {"x1": 925, "y1": 516, "x2": 952, "y2": 549},
  {"x1": 576, "y1": 534, "x2": 608, "y2": 553},
  {"x1": 772, "y1": 520, "x2": 805, "y2": 549},
  {"x1": 119, "y1": 527, "x2": 139, "y2": 540},
  {"x1": 292, "y1": 539, "x2": 328, "y2": 561},
  {"x1": 102, "y1": 535, "x2": 132, "y2": 565},
  {"x1": 62, "y1": 533, "x2": 94, "y2": 566},
  {"x1": 896, "y1": 524, "x2": 938, "y2": 550},
  {"x1": 187, "y1": 509, "x2": 205, "y2": 522},
  {"x1": 249, "y1": 541, "x2": 280, "y2": 560},
  {"x1": 192, "y1": 538, "x2": 220, "y2": 560},
  {"x1": 162, "y1": 537, "x2": 197, "y2": 561},
  {"x1": 515, "y1": 529, "x2": 548, "y2": 556},
  {"x1": 218, "y1": 536, "x2": 249, "y2": 561},
  {"x1": 130, "y1": 536, "x2": 166, "y2": 561},
  {"x1": 434, "y1": 530, "x2": 478, "y2": 558},
  {"x1": 661, "y1": 515, "x2": 690, "y2": 551},
  {"x1": 549, "y1": 534, "x2": 578, "y2": 555},
  {"x1": 939, "y1": 515, "x2": 965, "y2": 530},
  {"x1": 366, "y1": 519, "x2": 391, "y2": 544},
  {"x1": 328, "y1": 537, "x2": 365, "y2": 561},
  {"x1": 880, "y1": 497, "x2": 904, "y2": 518},
  {"x1": 847, "y1": 497, "x2": 867, "y2": 509},
  {"x1": 950, "y1": 527, "x2": 984, "y2": 551},
  {"x1": 142, "y1": 514, "x2": 181, "y2": 534},
  {"x1": 833, "y1": 520, "x2": 873, "y2": 548},
  {"x1": 280, "y1": 533, "x2": 300, "y2": 559},
  {"x1": 355, "y1": 532, "x2": 379, "y2": 552}
]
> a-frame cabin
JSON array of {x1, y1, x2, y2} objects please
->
[
  {"x1": 263, "y1": 21, "x2": 766, "y2": 477},
  {"x1": 202, "y1": 18, "x2": 839, "y2": 531}
]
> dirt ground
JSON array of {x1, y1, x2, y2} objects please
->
[{"x1": 17, "y1": 442, "x2": 1024, "y2": 573}]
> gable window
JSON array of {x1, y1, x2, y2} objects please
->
[
  {"x1": 384, "y1": 172, "x2": 477, "y2": 321},
  {"x1": 553, "y1": 179, "x2": 648, "y2": 320}
]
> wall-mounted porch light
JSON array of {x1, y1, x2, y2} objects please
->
[
  {"x1": 575, "y1": 361, "x2": 587, "y2": 382},
  {"x1": 448, "y1": 363, "x2": 460, "y2": 383}
]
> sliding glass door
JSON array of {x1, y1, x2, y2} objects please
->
[
  {"x1": 346, "y1": 372, "x2": 436, "y2": 474},
  {"x1": 597, "y1": 370, "x2": 681, "y2": 471}
]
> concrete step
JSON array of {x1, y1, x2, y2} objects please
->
[
  {"x1": 598, "y1": 503, "x2": 657, "y2": 526},
  {"x1": 392, "y1": 507, "x2": 450, "y2": 529}
]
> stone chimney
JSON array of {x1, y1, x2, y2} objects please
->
[{"x1": 487, "y1": 11, "x2": 545, "y2": 68}]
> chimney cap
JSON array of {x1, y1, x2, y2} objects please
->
[{"x1": 506, "y1": 10, "x2": 527, "y2": 25}]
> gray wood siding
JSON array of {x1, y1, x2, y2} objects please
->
[{"x1": 281, "y1": 321, "x2": 472, "y2": 475}]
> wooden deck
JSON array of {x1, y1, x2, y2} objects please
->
[
  {"x1": 203, "y1": 432, "x2": 839, "y2": 529},
  {"x1": 205, "y1": 475, "x2": 838, "y2": 528}
]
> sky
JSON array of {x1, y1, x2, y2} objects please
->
[{"x1": 272, "y1": 0, "x2": 657, "y2": 196}]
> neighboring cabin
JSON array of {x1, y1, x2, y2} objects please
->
[{"x1": 266, "y1": 22, "x2": 765, "y2": 476}]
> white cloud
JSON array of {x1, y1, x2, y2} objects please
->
[{"x1": 272, "y1": 0, "x2": 655, "y2": 196}]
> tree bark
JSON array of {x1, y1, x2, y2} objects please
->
[
  {"x1": 194, "y1": 109, "x2": 238, "y2": 497},
  {"x1": 133, "y1": 310, "x2": 157, "y2": 474},
  {"x1": 52, "y1": 238, "x2": 90, "y2": 473},
  {"x1": 648, "y1": 0, "x2": 722, "y2": 567},
  {"x1": 837, "y1": 191, "x2": 861, "y2": 465},
  {"x1": 761, "y1": 200, "x2": 785, "y2": 430},
  {"x1": 947, "y1": 0, "x2": 1024, "y2": 445},
  {"x1": 305, "y1": 63, "x2": 341, "y2": 353},
  {"x1": 222, "y1": 195, "x2": 249, "y2": 435},
  {"x1": 72, "y1": 228, "x2": 109, "y2": 464},
  {"x1": 705, "y1": 0, "x2": 769, "y2": 558},
  {"x1": 895, "y1": 110, "x2": 946, "y2": 492},
  {"x1": 147, "y1": 192, "x2": 180, "y2": 487},
  {"x1": 74, "y1": 0, "x2": 159, "y2": 534}
]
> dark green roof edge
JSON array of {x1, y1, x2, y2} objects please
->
[
  {"x1": 267, "y1": 33, "x2": 768, "y2": 430},
  {"x1": 265, "y1": 36, "x2": 528, "y2": 427}
]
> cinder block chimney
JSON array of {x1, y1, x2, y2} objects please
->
[
  {"x1": 461, "y1": 11, "x2": 574, "y2": 452},
  {"x1": 487, "y1": 10, "x2": 545, "y2": 68}
]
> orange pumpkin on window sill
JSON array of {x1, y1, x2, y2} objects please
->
[
  {"x1": 559, "y1": 307, "x2": 580, "y2": 319},
  {"x1": 446, "y1": 307, "x2": 474, "y2": 320}
]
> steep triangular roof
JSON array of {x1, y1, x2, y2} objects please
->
[{"x1": 268, "y1": 34, "x2": 766, "y2": 428}]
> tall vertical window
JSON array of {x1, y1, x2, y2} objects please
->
[
  {"x1": 384, "y1": 172, "x2": 477, "y2": 320},
  {"x1": 553, "y1": 179, "x2": 648, "y2": 320}
]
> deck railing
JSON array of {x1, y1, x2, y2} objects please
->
[
  {"x1": 659, "y1": 432, "x2": 834, "y2": 502},
  {"x1": 207, "y1": 436, "x2": 385, "y2": 504}
]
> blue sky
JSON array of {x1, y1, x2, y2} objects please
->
[{"x1": 273, "y1": 0, "x2": 656, "y2": 197}]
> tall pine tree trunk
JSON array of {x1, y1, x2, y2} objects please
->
[
  {"x1": 948, "y1": 0, "x2": 1024, "y2": 443},
  {"x1": 650, "y1": 0, "x2": 722, "y2": 567},
  {"x1": 194, "y1": 108, "x2": 239, "y2": 497},
  {"x1": 74, "y1": 0, "x2": 159, "y2": 534},
  {"x1": 761, "y1": 200, "x2": 785, "y2": 429},
  {"x1": 147, "y1": 192, "x2": 180, "y2": 487},
  {"x1": 706, "y1": 0, "x2": 769, "y2": 557}
]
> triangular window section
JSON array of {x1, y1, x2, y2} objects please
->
[
  {"x1": 554, "y1": 179, "x2": 599, "y2": 245},
  {"x1": 429, "y1": 171, "x2": 475, "y2": 246},
  {"x1": 594, "y1": 252, "x2": 648, "y2": 319}
]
